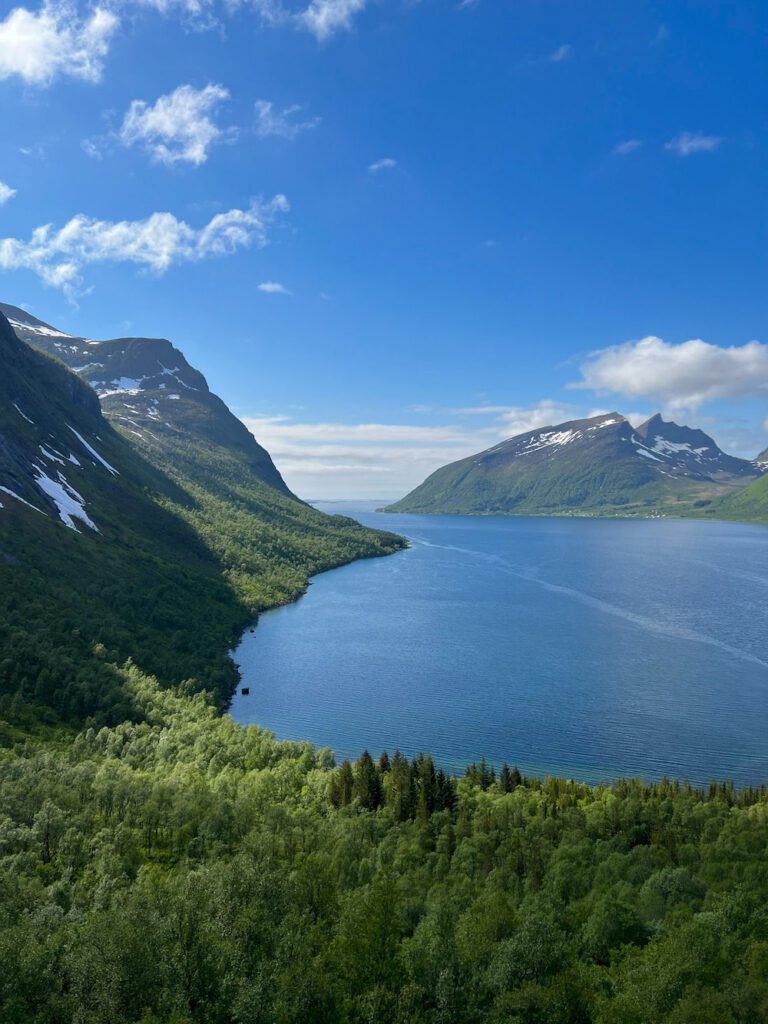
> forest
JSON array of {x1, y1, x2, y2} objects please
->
[{"x1": 2, "y1": 663, "x2": 768, "y2": 1024}]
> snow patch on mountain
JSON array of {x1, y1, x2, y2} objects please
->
[
  {"x1": 650, "y1": 437, "x2": 710, "y2": 460},
  {"x1": 160, "y1": 364, "x2": 198, "y2": 390},
  {"x1": 7, "y1": 318, "x2": 71, "y2": 339},
  {"x1": 33, "y1": 469, "x2": 98, "y2": 532},
  {"x1": 39, "y1": 444, "x2": 66, "y2": 466},
  {"x1": 67, "y1": 426, "x2": 119, "y2": 475},
  {"x1": 97, "y1": 376, "x2": 145, "y2": 396},
  {"x1": 0, "y1": 485, "x2": 47, "y2": 515},
  {"x1": 12, "y1": 402, "x2": 34, "y2": 425},
  {"x1": 519, "y1": 429, "x2": 582, "y2": 455}
]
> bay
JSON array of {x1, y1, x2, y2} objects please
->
[{"x1": 230, "y1": 504, "x2": 768, "y2": 786}]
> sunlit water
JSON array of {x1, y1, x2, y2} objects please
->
[{"x1": 230, "y1": 503, "x2": 768, "y2": 786}]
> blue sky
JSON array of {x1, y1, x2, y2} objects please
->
[{"x1": 1, "y1": 0, "x2": 767, "y2": 497}]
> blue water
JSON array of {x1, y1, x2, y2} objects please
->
[{"x1": 230, "y1": 504, "x2": 768, "y2": 786}]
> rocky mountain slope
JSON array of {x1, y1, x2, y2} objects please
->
[
  {"x1": 384, "y1": 412, "x2": 763, "y2": 517},
  {"x1": 1, "y1": 302, "x2": 289, "y2": 495}
]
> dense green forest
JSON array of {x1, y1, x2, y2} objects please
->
[{"x1": 3, "y1": 667, "x2": 768, "y2": 1024}]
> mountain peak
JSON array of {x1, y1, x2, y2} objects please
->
[
  {"x1": 385, "y1": 407, "x2": 761, "y2": 516},
  {"x1": 5, "y1": 301, "x2": 292, "y2": 497}
]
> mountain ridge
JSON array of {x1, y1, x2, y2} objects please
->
[
  {"x1": 1, "y1": 301, "x2": 292, "y2": 497},
  {"x1": 384, "y1": 411, "x2": 763, "y2": 517}
]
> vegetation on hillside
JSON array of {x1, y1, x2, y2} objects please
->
[
  {"x1": 3, "y1": 667, "x2": 768, "y2": 1024},
  {"x1": 703, "y1": 472, "x2": 768, "y2": 523}
]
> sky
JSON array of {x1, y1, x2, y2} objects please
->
[{"x1": 0, "y1": 0, "x2": 767, "y2": 498}]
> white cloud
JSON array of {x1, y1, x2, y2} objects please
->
[
  {"x1": 0, "y1": 1, "x2": 117, "y2": 86},
  {"x1": 257, "y1": 280, "x2": 291, "y2": 294},
  {"x1": 299, "y1": 0, "x2": 365, "y2": 40},
  {"x1": 119, "y1": 83, "x2": 231, "y2": 166},
  {"x1": 0, "y1": 182, "x2": 17, "y2": 205},
  {"x1": 571, "y1": 336, "x2": 768, "y2": 412},
  {"x1": 547, "y1": 43, "x2": 571, "y2": 62},
  {"x1": 133, "y1": 0, "x2": 214, "y2": 15},
  {"x1": 665, "y1": 131, "x2": 723, "y2": 156},
  {"x1": 0, "y1": 195, "x2": 289, "y2": 294},
  {"x1": 241, "y1": 415, "x2": 496, "y2": 497},
  {"x1": 614, "y1": 139, "x2": 642, "y2": 156},
  {"x1": 254, "y1": 99, "x2": 320, "y2": 139},
  {"x1": 368, "y1": 157, "x2": 397, "y2": 172},
  {"x1": 241, "y1": 400, "x2": 583, "y2": 499},
  {"x1": 453, "y1": 399, "x2": 577, "y2": 435},
  {"x1": 81, "y1": 137, "x2": 103, "y2": 160}
]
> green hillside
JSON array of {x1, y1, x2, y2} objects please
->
[{"x1": 707, "y1": 472, "x2": 768, "y2": 523}]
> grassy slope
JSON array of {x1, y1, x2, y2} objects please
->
[{"x1": 705, "y1": 473, "x2": 768, "y2": 523}]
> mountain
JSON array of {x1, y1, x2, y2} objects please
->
[
  {"x1": 0, "y1": 305, "x2": 404, "y2": 722},
  {"x1": 634, "y1": 413, "x2": 759, "y2": 482},
  {"x1": 383, "y1": 412, "x2": 762, "y2": 517},
  {"x1": 1, "y1": 302, "x2": 289, "y2": 495}
]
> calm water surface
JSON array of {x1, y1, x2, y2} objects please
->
[{"x1": 231, "y1": 504, "x2": 768, "y2": 786}]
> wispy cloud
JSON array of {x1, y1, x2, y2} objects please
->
[
  {"x1": 653, "y1": 24, "x2": 669, "y2": 45},
  {"x1": 241, "y1": 400, "x2": 579, "y2": 498},
  {"x1": 118, "y1": 83, "x2": 232, "y2": 166},
  {"x1": 299, "y1": 0, "x2": 365, "y2": 40},
  {"x1": 368, "y1": 157, "x2": 397, "y2": 173},
  {"x1": 571, "y1": 336, "x2": 768, "y2": 412},
  {"x1": 613, "y1": 139, "x2": 642, "y2": 156},
  {"x1": 665, "y1": 131, "x2": 723, "y2": 156},
  {"x1": 547, "y1": 43, "x2": 571, "y2": 63},
  {"x1": 454, "y1": 400, "x2": 576, "y2": 435},
  {"x1": 0, "y1": 196, "x2": 289, "y2": 295},
  {"x1": 257, "y1": 280, "x2": 291, "y2": 294},
  {"x1": 254, "y1": 99, "x2": 320, "y2": 139},
  {"x1": 0, "y1": 1, "x2": 118, "y2": 86},
  {"x1": 132, "y1": 0, "x2": 216, "y2": 19},
  {"x1": 0, "y1": 182, "x2": 17, "y2": 205}
]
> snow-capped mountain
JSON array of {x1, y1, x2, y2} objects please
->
[
  {"x1": 634, "y1": 414, "x2": 760, "y2": 481},
  {"x1": 385, "y1": 412, "x2": 763, "y2": 516},
  {"x1": 1, "y1": 302, "x2": 290, "y2": 497},
  {"x1": 0, "y1": 310, "x2": 122, "y2": 534}
]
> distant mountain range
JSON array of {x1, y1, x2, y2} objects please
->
[{"x1": 384, "y1": 412, "x2": 765, "y2": 518}]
